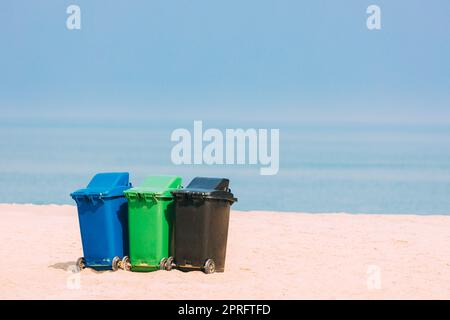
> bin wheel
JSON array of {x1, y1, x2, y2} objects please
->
[
  {"x1": 203, "y1": 259, "x2": 216, "y2": 274},
  {"x1": 111, "y1": 256, "x2": 120, "y2": 271},
  {"x1": 121, "y1": 256, "x2": 131, "y2": 271},
  {"x1": 76, "y1": 257, "x2": 85, "y2": 271},
  {"x1": 159, "y1": 258, "x2": 168, "y2": 270},
  {"x1": 165, "y1": 257, "x2": 174, "y2": 271}
]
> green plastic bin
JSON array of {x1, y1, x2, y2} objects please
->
[{"x1": 122, "y1": 175, "x2": 182, "y2": 272}]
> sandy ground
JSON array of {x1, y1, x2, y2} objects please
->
[{"x1": 1, "y1": 204, "x2": 450, "y2": 299}]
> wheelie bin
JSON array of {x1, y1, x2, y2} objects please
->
[
  {"x1": 171, "y1": 177, "x2": 237, "y2": 274},
  {"x1": 122, "y1": 175, "x2": 182, "y2": 272},
  {"x1": 70, "y1": 172, "x2": 132, "y2": 271}
]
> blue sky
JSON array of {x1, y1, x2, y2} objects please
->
[{"x1": 1, "y1": 0, "x2": 450, "y2": 123}]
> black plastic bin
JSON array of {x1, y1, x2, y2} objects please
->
[{"x1": 171, "y1": 177, "x2": 237, "y2": 274}]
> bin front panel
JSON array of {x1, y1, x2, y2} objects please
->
[
  {"x1": 174, "y1": 198, "x2": 231, "y2": 272},
  {"x1": 128, "y1": 197, "x2": 175, "y2": 271},
  {"x1": 76, "y1": 196, "x2": 128, "y2": 268}
]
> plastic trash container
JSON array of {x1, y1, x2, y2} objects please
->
[
  {"x1": 172, "y1": 177, "x2": 237, "y2": 274},
  {"x1": 122, "y1": 175, "x2": 182, "y2": 272},
  {"x1": 70, "y1": 172, "x2": 132, "y2": 271}
]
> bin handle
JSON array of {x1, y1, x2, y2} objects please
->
[
  {"x1": 127, "y1": 193, "x2": 137, "y2": 200},
  {"x1": 192, "y1": 197, "x2": 205, "y2": 205},
  {"x1": 90, "y1": 194, "x2": 104, "y2": 204},
  {"x1": 143, "y1": 193, "x2": 157, "y2": 203}
]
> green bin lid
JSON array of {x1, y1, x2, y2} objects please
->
[{"x1": 124, "y1": 175, "x2": 182, "y2": 199}]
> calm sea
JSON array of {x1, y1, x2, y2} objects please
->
[{"x1": 1, "y1": 117, "x2": 450, "y2": 214}]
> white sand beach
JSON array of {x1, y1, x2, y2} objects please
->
[{"x1": 1, "y1": 204, "x2": 450, "y2": 299}]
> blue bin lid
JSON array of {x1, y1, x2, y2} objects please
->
[{"x1": 71, "y1": 172, "x2": 131, "y2": 199}]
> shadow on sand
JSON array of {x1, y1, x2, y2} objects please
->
[{"x1": 48, "y1": 261, "x2": 107, "y2": 273}]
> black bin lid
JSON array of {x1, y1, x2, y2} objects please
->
[{"x1": 172, "y1": 177, "x2": 237, "y2": 204}]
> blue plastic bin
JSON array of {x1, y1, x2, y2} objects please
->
[{"x1": 71, "y1": 172, "x2": 132, "y2": 271}]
